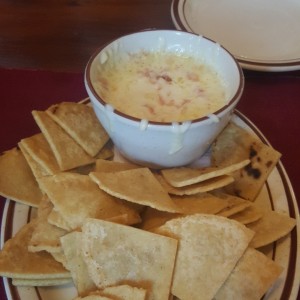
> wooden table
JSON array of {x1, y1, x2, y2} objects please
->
[
  {"x1": 0, "y1": 1, "x2": 299, "y2": 299},
  {"x1": 0, "y1": 0, "x2": 174, "y2": 72}
]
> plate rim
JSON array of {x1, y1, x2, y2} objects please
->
[{"x1": 171, "y1": 0, "x2": 300, "y2": 72}]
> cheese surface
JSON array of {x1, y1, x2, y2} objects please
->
[{"x1": 94, "y1": 52, "x2": 227, "y2": 122}]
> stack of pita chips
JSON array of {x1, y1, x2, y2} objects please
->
[{"x1": 0, "y1": 102, "x2": 297, "y2": 300}]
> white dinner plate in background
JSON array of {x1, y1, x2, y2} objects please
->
[{"x1": 171, "y1": 0, "x2": 300, "y2": 72}]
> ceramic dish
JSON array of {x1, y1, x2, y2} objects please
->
[
  {"x1": 1, "y1": 111, "x2": 300, "y2": 300},
  {"x1": 171, "y1": 0, "x2": 300, "y2": 72}
]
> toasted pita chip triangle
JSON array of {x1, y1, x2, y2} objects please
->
[
  {"x1": 32, "y1": 110, "x2": 95, "y2": 171},
  {"x1": 94, "y1": 159, "x2": 141, "y2": 173},
  {"x1": 74, "y1": 295, "x2": 113, "y2": 300},
  {"x1": 89, "y1": 168, "x2": 180, "y2": 213},
  {"x1": 156, "y1": 173, "x2": 234, "y2": 196},
  {"x1": 212, "y1": 122, "x2": 281, "y2": 201},
  {"x1": 213, "y1": 192, "x2": 252, "y2": 217},
  {"x1": 12, "y1": 277, "x2": 72, "y2": 286},
  {"x1": 46, "y1": 102, "x2": 109, "y2": 157},
  {"x1": 28, "y1": 197, "x2": 67, "y2": 253},
  {"x1": 81, "y1": 218, "x2": 178, "y2": 300},
  {"x1": 39, "y1": 172, "x2": 141, "y2": 230},
  {"x1": 18, "y1": 142, "x2": 49, "y2": 179},
  {"x1": 139, "y1": 207, "x2": 180, "y2": 231},
  {"x1": 20, "y1": 133, "x2": 60, "y2": 175},
  {"x1": 51, "y1": 251, "x2": 68, "y2": 267},
  {"x1": 140, "y1": 193, "x2": 229, "y2": 231},
  {"x1": 0, "y1": 220, "x2": 70, "y2": 279},
  {"x1": 155, "y1": 214, "x2": 254, "y2": 300},
  {"x1": 47, "y1": 209, "x2": 72, "y2": 231},
  {"x1": 214, "y1": 248, "x2": 283, "y2": 300},
  {"x1": 94, "y1": 140, "x2": 114, "y2": 160},
  {"x1": 60, "y1": 231, "x2": 96, "y2": 296},
  {"x1": 100, "y1": 284, "x2": 147, "y2": 300},
  {"x1": 247, "y1": 210, "x2": 296, "y2": 248},
  {"x1": 161, "y1": 159, "x2": 250, "y2": 187},
  {"x1": 172, "y1": 193, "x2": 229, "y2": 215},
  {"x1": 0, "y1": 147, "x2": 43, "y2": 207},
  {"x1": 229, "y1": 204, "x2": 263, "y2": 225}
]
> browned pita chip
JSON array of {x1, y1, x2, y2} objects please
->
[
  {"x1": 46, "y1": 102, "x2": 109, "y2": 157},
  {"x1": 0, "y1": 147, "x2": 43, "y2": 207},
  {"x1": 212, "y1": 122, "x2": 281, "y2": 201},
  {"x1": 32, "y1": 110, "x2": 95, "y2": 171}
]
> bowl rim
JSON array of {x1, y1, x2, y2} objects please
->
[{"x1": 85, "y1": 29, "x2": 244, "y2": 126}]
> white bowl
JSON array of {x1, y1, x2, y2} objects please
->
[{"x1": 85, "y1": 30, "x2": 244, "y2": 168}]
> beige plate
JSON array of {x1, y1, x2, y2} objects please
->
[
  {"x1": 1, "y1": 111, "x2": 300, "y2": 300},
  {"x1": 171, "y1": 0, "x2": 300, "y2": 72}
]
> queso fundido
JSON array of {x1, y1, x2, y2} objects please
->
[{"x1": 93, "y1": 51, "x2": 227, "y2": 123}]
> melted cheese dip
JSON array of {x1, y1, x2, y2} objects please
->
[{"x1": 94, "y1": 52, "x2": 227, "y2": 122}]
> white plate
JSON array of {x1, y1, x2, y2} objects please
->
[
  {"x1": 1, "y1": 111, "x2": 300, "y2": 300},
  {"x1": 171, "y1": 0, "x2": 300, "y2": 72}
]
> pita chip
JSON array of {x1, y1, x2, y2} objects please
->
[
  {"x1": 100, "y1": 284, "x2": 147, "y2": 300},
  {"x1": 0, "y1": 147, "x2": 43, "y2": 207},
  {"x1": 0, "y1": 220, "x2": 70, "y2": 279},
  {"x1": 18, "y1": 142, "x2": 49, "y2": 180},
  {"x1": 81, "y1": 218, "x2": 178, "y2": 300},
  {"x1": 214, "y1": 248, "x2": 283, "y2": 300},
  {"x1": 89, "y1": 168, "x2": 181, "y2": 213},
  {"x1": 161, "y1": 159, "x2": 249, "y2": 187},
  {"x1": 94, "y1": 159, "x2": 141, "y2": 173},
  {"x1": 213, "y1": 192, "x2": 252, "y2": 217},
  {"x1": 211, "y1": 122, "x2": 281, "y2": 201},
  {"x1": 155, "y1": 214, "x2": 254, "y2": 300},
  {"x1": 171, "y1": 193, "x2": 229, "y2": 215},
  {"x1": 32, "y1": 110, "x2": 95, "y2": 171},
  {"x1": 20, "y1": 133, "x2": 60, "y2": 175},
  {"x1": 46, "y1": 102, "x2": 109, "y2": 157},
  {"x1": 74, "y1": 295, "x2": 113, "y2": 300},
  {"x1": 155, "y1": 173, "x2": 234, "y2": 196},
  {"x1": 47, "y1": 209, "x2": 73, "y2": 231},
  {"x1": 39, "y1": 172, "x2": 141, "y2": 230},
  {"x1": 247, "y1": 210, "x2": 296, "y2": 248},
  {"x1": 229, "y1": 204, "x2": 263, "y2": 225},
  {"x1": 28, "y1": 197, "x2": 67, "y2": 253},
  {"x1": 139, "y1": 207, "x2": 181, "y2": 231},
  {"x1": 60, "y1": 231, "x2": 96, "y2": 296}
]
